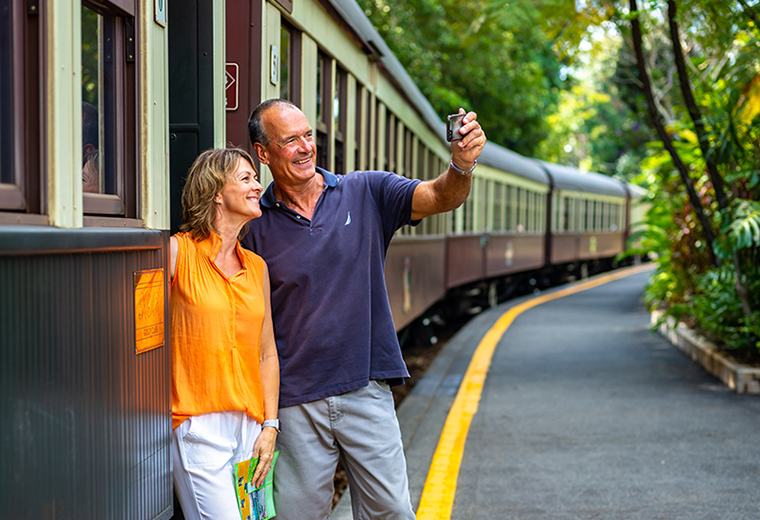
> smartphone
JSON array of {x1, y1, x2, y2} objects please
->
[{"x1": 447, "y1": 113, "x2": 465, "y2": 142}]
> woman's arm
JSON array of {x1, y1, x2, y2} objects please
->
[
  {"x1": 251, "y1": 264, "x2": 280, "y2": 487},
  {"x1": 170, "y1": 235, "x2": 179, "y2": 281}
]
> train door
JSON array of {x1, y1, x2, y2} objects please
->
[
  {"x1": 168, "y1": 0, "x2": 217, "y2": 233},
  {"x1": 225, "y1": 1, "x2": 263, "y2": 153}
]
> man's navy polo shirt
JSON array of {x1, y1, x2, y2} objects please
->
[{"x1": 241, "y1": 168, "x2": 421, "y2": 408}]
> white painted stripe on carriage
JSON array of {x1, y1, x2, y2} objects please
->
[{"x1": 415, "y1": 263, "x2": 655, "y2": 520}]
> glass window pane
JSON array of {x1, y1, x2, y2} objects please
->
[
  {"x1": 316, "y1": 55, "x2": 323, "y2": 122},
  {"x1": 81, "y1": 6, "x2": 101, "y2": 193},
  {"x1": 0, "y1": 0, "x2": 13, "y2": 184},
  {"x1": 82, "y1": 6, "x2": 119, "y2": 197},
  {"x1": 280, "y1": 27, "x2": 290, "y2": 101}
]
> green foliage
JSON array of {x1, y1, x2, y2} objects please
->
[
  {"x1": 718, "y1": 200, "x2": 760, "y2": 255},
  {"x1": 356, "y1": 0, "x2": 607, "y2": 155},
  {"x1": 627, "y1": 0, "x2": 760, "y2": 359},
  {"x1": 637, "y1": 154, "x2": 713, "y2": 313},
  {"x1": 692, "y1": 266, "x2": 760, "y2": 352}
]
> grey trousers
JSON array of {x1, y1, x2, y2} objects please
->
[{"x1": 273, "y1": 380, "x2": 416, "y2": 520}]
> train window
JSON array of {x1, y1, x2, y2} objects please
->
[
  {"x1": 486, "y1": 180, "x2": 494, "y2": 232},
  {"x1": 609, "y1": 203, "x2": 614, "y2": 230},
  {"x1": 354, "y1": 85, "x2": 365, "y2": 171},
  {"x1": 596, "y1": 201, "x2": 602, "y2": 230},
  {"x1": 0, "y1": 0, "x2": 42, "y2": 217},
  {"x1": 540, "y1": 194, "x2": 546, "y2": 232},
  {"x1": 280, "y1": 23, "x2": 301, "y2": 105},
  {"x1": 385, "y1": 109, "x2": 394, "y2": 172},
  {"x1": 334, "y1": 66, "x2": 347, "y2": 174},
  {"x1": 0, "y1": 0, "x2": 13, "y2": 187},
  {"x1": 315, "y1": 51, "x2": 330, "y2": 169},
  {"x1": 513, "y1": 188, "x2": 521, "y2": 232},
  {"x1": 592, "y1": 201, "x2": 598, "y2": 230},
  {"x1": 428, "y1": 149, "x2": 439, "y2": 233},
  {"x1": 503, "y1": 186, "x2": 510, "y2": 231},
  {"x1": 597, "y1": 201, "x2": 603, "y2": 230},
  {"x1": 493, "y1": 183, "x2": 502, "y2": 232},
  {"x1": 464, "y1": 195, "x2": 472, "y2": 232},
  {"x1": 405, "y1": 129, "x2": 414, "y2": 178},
  {"x1": 373, "y1": 99, "x2": 382, "y2": 170},
  {"x1": 584, "y1": 200, "x2": 591, "y2": 231},
  {"x1": 416, "y1": 143, "x2": 426, "y2": 234},
  {"x1": 81, "y1": 1, "x2": 137, "y2": 219},
  {"x1": 280, "y1": 27, "x2": 290, "y2": 100}
]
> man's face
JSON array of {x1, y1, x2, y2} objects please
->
[{"x1": 257, "y1": 106, "x2": 317, "y2": 187}]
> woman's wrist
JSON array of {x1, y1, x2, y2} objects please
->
[{"x1": 262, "y1": 419, "x2": 280, "y2": 432}]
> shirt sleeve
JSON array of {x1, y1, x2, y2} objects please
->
[{"x1": 366, "y1": 170, "x2": 421, "y2": 241}]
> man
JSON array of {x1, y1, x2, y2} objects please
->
[{"x1": 241, "y1": 99, "x2": 486, "y2": 519}]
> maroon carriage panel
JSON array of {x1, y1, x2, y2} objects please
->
[
  {"x1": 446, "y1": 234, "x2": 486, "y2": 289},
  {"x1": 385, "y1": 236, "x2": 447, "y2": 331},
  {"x1": 485, "y1": 234, "x2": 544, "y2": 278}
]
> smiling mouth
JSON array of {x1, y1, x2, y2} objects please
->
[{"x1": 294, "y1": 156, "x2": 311, "y2": 165}]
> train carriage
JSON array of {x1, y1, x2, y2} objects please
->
[{"x1": 0, "y1": 0, "x2": 644, "y2": 518}]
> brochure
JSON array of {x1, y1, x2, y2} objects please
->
[{"x1": 234, "y1": 451, "x2": 279, "y2": 520}]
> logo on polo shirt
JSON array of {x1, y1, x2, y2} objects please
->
[{"x1": 345, "y1": 212, "x2": 351, "y2": 226}]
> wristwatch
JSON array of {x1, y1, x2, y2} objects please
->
[
  {"x1": 450, "y1": 159, "x2": 477, "y2": 175},
  {"x1": 262, "y1": 419, "x2": 280, "y2": 432}
]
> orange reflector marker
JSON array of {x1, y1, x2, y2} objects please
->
[{"x1": 416, "y1": 263, "x2": 655, "y2": 519}]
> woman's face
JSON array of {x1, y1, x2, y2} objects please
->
[{"x1": 216, "y1": 157, "x2": 263, "y2": 222}]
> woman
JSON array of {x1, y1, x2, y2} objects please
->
[{"x1": 170, "y1": 148, "x2": 279, "y2": 520}]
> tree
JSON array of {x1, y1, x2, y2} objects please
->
[
  {"x1": 628, "y1": 0, "x2": 718, "y2": 265},
  {"x1": 357, "y1": 0, "x2": 612, "y2": 156}
]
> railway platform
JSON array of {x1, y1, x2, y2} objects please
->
[{"x1": 333, "y1": 265, "x2": 760, "y2": 520}]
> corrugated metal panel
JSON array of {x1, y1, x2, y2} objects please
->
[{"x1": 0, "y1": 230, "x2": 171, "y2": 520}]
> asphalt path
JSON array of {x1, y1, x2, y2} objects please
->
[{"x1": 452, "y1": 271, "x2": 760, "y2": 519}]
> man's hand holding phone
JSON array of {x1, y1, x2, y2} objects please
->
[{"x1": 446, "y1": 108, "x2": 486, "y2": 175}]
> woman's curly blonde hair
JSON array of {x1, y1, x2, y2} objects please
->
[{"x1": 180, "y1": 147, "x2": 258, "y2": 241}]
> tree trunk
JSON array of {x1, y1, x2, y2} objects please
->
[
  {"x1": 667, "y1": 0, "x2": 729, "y2": 211},
  {"x1": 629, "y1": 0, "x2": 718, "y2": 267}
]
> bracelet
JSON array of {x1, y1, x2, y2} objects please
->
[{"x1": 450, "y1": 159, "x2": 477, "y2": 175}]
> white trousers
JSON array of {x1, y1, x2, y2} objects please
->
[{"x1": 172, "y1": 410, "x2": 262, "y2": 520}]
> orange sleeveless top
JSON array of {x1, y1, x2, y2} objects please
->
[{"x1": 171, "y1": 231, "x2": 267, "y2": 429}]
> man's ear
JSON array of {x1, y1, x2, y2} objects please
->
[{"x1": 253, "y1": 143, "x2": 269, "y2": 165}]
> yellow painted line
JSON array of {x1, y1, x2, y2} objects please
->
[{"x1": 416, "y1": 263, "x2": 655, "y2": 519}]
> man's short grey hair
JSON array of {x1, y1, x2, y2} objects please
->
[{"x1": 248, "y1": 99, "x2": 300, "y2": 147}]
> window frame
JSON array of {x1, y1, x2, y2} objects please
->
[
  {"x1": 0, "y1": 1, "x2": 140, "y2": 227},
  {"x1": 81, "y1": 0, "x2": 137, "y2": 220},
  {"x1": 0, "y1": 1, "x2": 43, "y2": 222}
]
